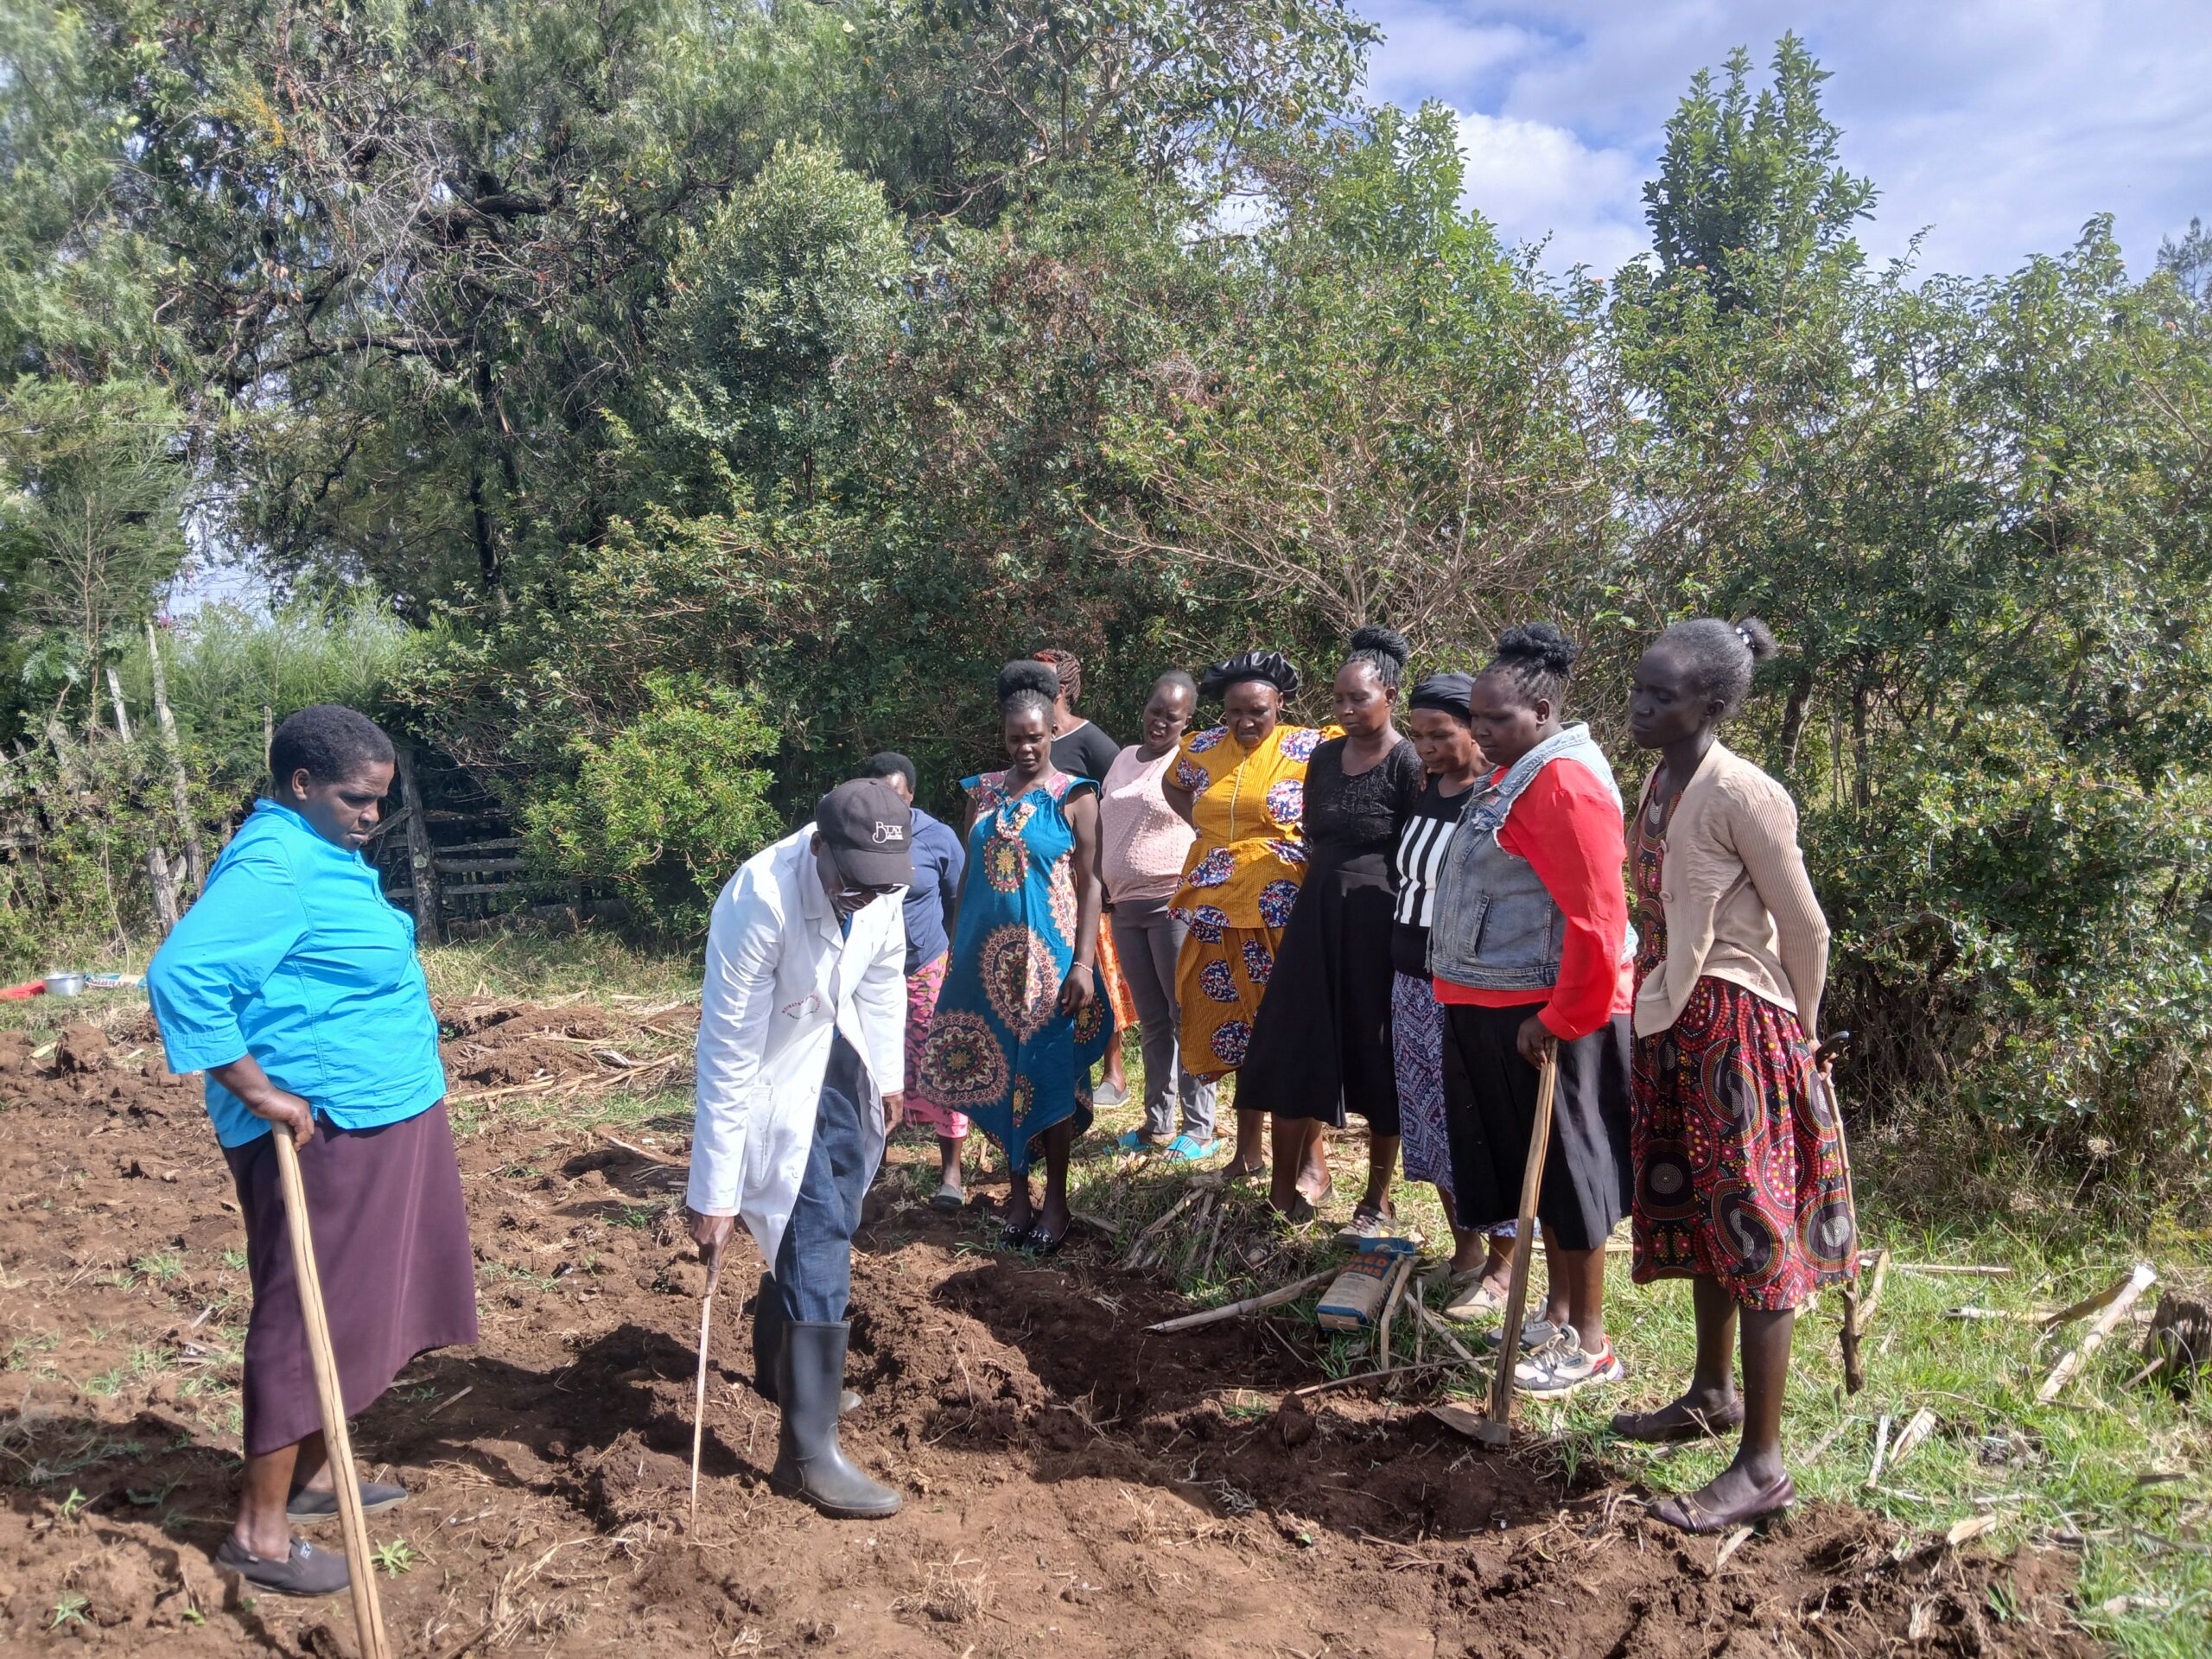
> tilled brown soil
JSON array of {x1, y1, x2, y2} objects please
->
[{"x1": 0, "y1": 1007, "x2": 2095, "y2": 1656}]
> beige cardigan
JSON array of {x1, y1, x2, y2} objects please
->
[{"x1": 1632, "y1": 741, "x2": 1830, "y2": 1041}]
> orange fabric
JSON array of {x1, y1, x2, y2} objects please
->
[
  {"x1": 1096, "y1": 918, "x2": 1139, "y2": 1027},
  {"x1": 1167, "y1": 722, "x2": 1341, "y2": 929}
]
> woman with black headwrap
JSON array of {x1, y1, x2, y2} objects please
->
[
  {"x1": 1160, "y1": 651, "x2": 1333, "y2": 1179},
  {"x1": 1239, "y1": 628, "x2": 1424, "y2": 1224},
  {"x1": 1391, "y1": 673, "x2": 1522, "y2": 1313}
]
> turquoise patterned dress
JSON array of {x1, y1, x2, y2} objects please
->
[{"x1": 920, "y1": 771, "x2": 1115, "y2": 1172}]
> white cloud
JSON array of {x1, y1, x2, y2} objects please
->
[
  {"x1": 1452, "y1": 111, "x2": 1647, "y2": 273},
  {"x1": 1363, "y1": 0, "x2": 2212, "y2": 281}
]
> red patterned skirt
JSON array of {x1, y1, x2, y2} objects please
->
[
  {"x1": 1630, "y1": 976, "x2": 1856, "y2": 1311},
  {"x1": 899, "y1": 952, "x2": 966, "y2": 1140}
]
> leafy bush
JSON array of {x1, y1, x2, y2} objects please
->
[{"x1": 520, "y1": 673, "x2": 781, "y2": 936}]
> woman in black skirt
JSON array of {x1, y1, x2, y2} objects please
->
[
  {"x1": 1427, "y1": 625, "x2": 1633, "y2": 1398},
  {"x1": 148, "y1": 706, "x2": 477, "y2": 1597},
  {"x1": 1240, "y1": 626, "x2": 1423, "y2": 1225}
]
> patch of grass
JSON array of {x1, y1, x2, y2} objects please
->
[
  {"x1": 5, "y1": 1331, "x2": 61, "y2": 1371},
  {"x1": 131, "y1": 1249, "x2": 187, "y2": 1285},
  {"x1": 607, "y1": 1200, "x2": 662, "y2": 1230},
  {"x1": 418, "y1": 928, "x2": 696, "y2": 1006},
  {"x1": 48, "y1": 1593, "x2": 88, "y2": 1630},
  {"x1": 477, "y1": 1260, "x2": 560, "y2": 1294},
  {"x1": 219, "y1": 1249, "x2": 247, "y2": 1272},
  {"x1": 85, "y1": 1344, "x2": 170, "y2": 1397}
]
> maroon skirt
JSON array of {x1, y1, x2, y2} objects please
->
[{"x1": 225, "y1": 1101, "x2": 478, "y2": 1455}]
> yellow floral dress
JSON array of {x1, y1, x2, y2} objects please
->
[{"x1": 1167, "y1": 722, "x2": 1337, "y2": 1080}]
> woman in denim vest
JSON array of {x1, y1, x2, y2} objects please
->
[{"x1": 1428, "y1": 624, "x2": 1634, "y2": 1398}]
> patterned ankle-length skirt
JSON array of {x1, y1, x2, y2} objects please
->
[
  {"x1": 1174, "y1": 921, "x2": 1282, "y2": 1083},
  {"x1": 899, "y1": 952, "x2": 967, "y2": 1139},
  {"x1": 1390, "y1": 972, "x2": 1453, "y2": 1192},
  {"x1": 1630, "y1": 976, "x2": 1857, "y2": 1311}
]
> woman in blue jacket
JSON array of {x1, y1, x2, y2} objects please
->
[{"x1": 149, "y1": 706, "x2": 476, "y2": 1598}]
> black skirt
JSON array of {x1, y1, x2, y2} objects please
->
[
  {"x1": 1439, "y1": 1004, "x2": 1631, "y2": 1249},
  {"x1": 1237, "y1": 850, "x2": 1402, "y2": 1135}
]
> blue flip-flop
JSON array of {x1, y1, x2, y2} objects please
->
[
  {"x1": 1160, "y1": 1133, "x2": 1212, "y2": 1162},
  {"x1": 1116, "y1": 1128, "x2": 1154, "y2": 1153}
]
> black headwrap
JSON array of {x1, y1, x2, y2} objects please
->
[
  {"x1": 1198, "y1": 651, "x2": 1300, "y2": 702},
  {"x1": 1408, "y1": 672, "x2": 1475, "y2": 721}
]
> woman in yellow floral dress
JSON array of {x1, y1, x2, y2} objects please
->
[{"x1": 1162, "y1": 651, "x2": 1335, "y2": 1177}]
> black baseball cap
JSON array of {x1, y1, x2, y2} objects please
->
[{"x1": 814, "y1": 779, "x2": 913, "y2": 889}]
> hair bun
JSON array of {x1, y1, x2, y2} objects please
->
[
  {"x1": 1349, "y1": 624, "x2": 1410, "y2": 669},
  {"x1": 1495, "y1": 621, "x2": 1580, "y2": 679},
  {"x1": 1732, "y1": 616, "x2": 1778, "y2": 663},
  {"x1": 996, "y1": 658, "x2": 1061, "y2": 704}
]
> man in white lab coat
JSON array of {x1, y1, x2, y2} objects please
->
[{"x1": 686, "y1": 779, "x2": 911, "y2": 1517}]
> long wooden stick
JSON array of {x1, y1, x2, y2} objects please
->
[
  {"x1": 271, "y1": 1128, "x2": 391, "y2": 1659},
  {"x1": 1145, "y1": 1267, "x2": 1335, "y2": 1333},
  {"x1": 2039, "y1": 1265, "x2": 2152, "y2": 1332},
  {"x1": 1375, "y1": 1254, "x2": 1416, "y2": 1375},
  {"x1": 143, "y1": 620, "x2": 206, "y2": 893},
  {"x1": 1482, "y1": 1039, "x2": 1558, "y2": 1442},
  {"x1": 2037, "y1": 1262, "x2": 2157, "y2": 1404},
  {"x1": 690, "y1": 1239, "x2": 725, "y2": 1529}
]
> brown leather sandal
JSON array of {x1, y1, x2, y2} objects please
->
[
  {"x1": 1650, "y1": 1472, "x2": 1795, "y2": 1535},
  {"x1": 1610, "y1": 1400, "x2": 1746, "y2": 1445}
]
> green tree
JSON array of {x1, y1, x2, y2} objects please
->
[
  {"x1": 1639, "y1": 33, "x2": 1876, "y2": 308},
  {"x1": 658, "y1": 143, "x2": 909, "y2": 505},
  {"x1": 521, "y1": 672, "x2": 782, "y2": 935},
  {"x1": 0, "y1": 378, "x2": 190, "y2": 732}
]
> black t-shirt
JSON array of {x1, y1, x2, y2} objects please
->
[
  {"x1": 1390, "y1": 774, "x2": 1472, "y2": 977},
  {"x1": 1052, "y1": 720, "x2": 1121, "y2": 785},
  {"x1": 1304, "y1": 736, "x2": 1424, "y2": 861}
]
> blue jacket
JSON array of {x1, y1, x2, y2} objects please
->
[{"x1": 147, "y1": 800, "x2": 448, "y2": 1147}]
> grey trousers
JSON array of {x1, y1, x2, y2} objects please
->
[{"x1": 1110, "y1": 894, "x2": 1217, "y2": 1140}]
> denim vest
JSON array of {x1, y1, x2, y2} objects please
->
[{"x1": 1427, "y1": 723, "x2": 1625, "y2": 991}]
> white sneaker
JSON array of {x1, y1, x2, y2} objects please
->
[{"x1": 1512, "y1": 1325, "x2": 1624, "y2": 1396}]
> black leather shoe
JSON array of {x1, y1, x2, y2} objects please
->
[
  {"x1": 769, "y1": 1320, "x2": 900, "y2": 1518},
  {"x1": 214, "y1": 1535, "x2": 350, "y2": 1597}
]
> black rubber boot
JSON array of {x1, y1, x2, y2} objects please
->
[
  {"x1": 769, "y1": 1321, "x2": 900, "y2": 1518},
  {"x1": 752, "y1": 1274, "x2": 784, "y2": 1401},
  {"x1": 754, "y1": 1276, "x2": 857, "y2": 1413}
]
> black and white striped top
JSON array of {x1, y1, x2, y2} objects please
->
[{"x1": 1391, "y1": 776, "x2": 1472, "y2": 976}]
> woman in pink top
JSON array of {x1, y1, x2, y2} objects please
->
[{"x1": 1101, "y1": 673, "x2": 1217, "y2": 1157}]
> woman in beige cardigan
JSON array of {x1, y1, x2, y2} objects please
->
[{"x1": 1612, "y1": 617, "x2": 1856, "y2": 1534}]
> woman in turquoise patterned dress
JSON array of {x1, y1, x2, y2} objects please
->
[{"x1": 922, "y1": 661, "x2": 1114, "y2": 1253}]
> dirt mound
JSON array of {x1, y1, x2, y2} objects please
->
[
  {"x1": 55, "y1": 1021, "x2": 109, "y2": 1074},
  {"x1": 0, "y1": 998, "x2": 2098, "y2": 1656}
]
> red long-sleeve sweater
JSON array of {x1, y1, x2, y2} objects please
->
[{"x1": 1433, "y1": 760, "x2": 1630, "y2": 1040}]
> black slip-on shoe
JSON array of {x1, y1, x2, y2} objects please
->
[
  {"x1": 285, "y1": 1478, "x2": 408, "y2": 1523},
  {"x1": 215, "y1": 1535, "x2": 351, "y2": 1597}
]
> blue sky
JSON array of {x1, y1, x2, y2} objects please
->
[{"x1": 1357, "y1": 1, "x2": 2212, "y2": 280}]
